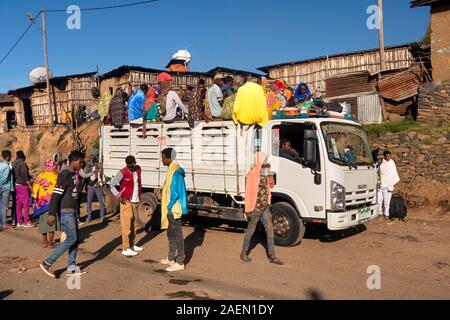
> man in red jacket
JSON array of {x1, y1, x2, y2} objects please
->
[{"x1": 108, "y1": 155, "x2": 144, "y2": 257}]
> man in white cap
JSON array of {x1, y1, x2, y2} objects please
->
[{"x1": 207, "y1": 74, "x2": 225, "y2": 119}]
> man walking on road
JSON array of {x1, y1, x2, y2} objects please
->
[
  {"x1": 160, "y1": 148, "x2": 188, "y2": 272},
  {"x1": 40, "y1": 150, "x2": 87, "y2": 278},
  {"x1": 241, "y1": 152, "x2": 283, "y2": 265},
  {"x1": 377, "y1": 150, "x2": 400, "y2": 223},
  {"x1": 108, "y1": 155, "x2": 143, "y2": 257}
]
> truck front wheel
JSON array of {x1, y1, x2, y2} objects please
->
[
  {"x1": 271, "y1": 202, "x2": 305, "y2": 247},
  {"x1": 137, "y1": 193, "x2": 159, "y2": 229}
]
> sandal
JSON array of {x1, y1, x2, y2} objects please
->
[
  {"x1": 269, "y1": 255, "x2": 284, "y2": 265},
  {"x1": 41, "y1": 242, "x2": 49, "y2": 248}
]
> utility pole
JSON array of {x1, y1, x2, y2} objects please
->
[
  {"x1": 42, "y1": 3, "x2": 54, "y2": 131},
  {"x1": 378, "y1": 0, "x2": 386, "y2": 73}
]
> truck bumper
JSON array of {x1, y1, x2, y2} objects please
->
[{"x1": 327, "y1": 204, "x2": 379, "y2": 230}]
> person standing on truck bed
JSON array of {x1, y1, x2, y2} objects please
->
[
  {"x1": 108, "y1": 155, "x2": 144, "y2": 257},
  {"x1": 207, "y1": 74, "x2": 225, "y2": 119},
  {"x1": 160, "y1": 148, "x2": 188, "y2": 272},
  {"x1": 40, "y1": 150, "x2": 87, "y2": 278},
  {"x1": 241, "y1": 152, "x2": 284, "y2": 265}
]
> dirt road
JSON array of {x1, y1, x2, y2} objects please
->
[{"x1": 0, "y1": 210, "x2": 449, "y2": 300}]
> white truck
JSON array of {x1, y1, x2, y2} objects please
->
[{"x1": 101, "y1": 116, "x2": 379, "y2": 246}]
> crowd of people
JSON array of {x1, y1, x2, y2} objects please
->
[
  {"x1": 96, "y1": 72, "x2": 315, "y2": 130},
  {"x1": 0, "y1": 143, "x2": 286, "y2": 278}
]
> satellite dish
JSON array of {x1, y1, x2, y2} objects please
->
[
  {"x1": 172, "y1": 49, "x2": 191, "y2": 64},
  {"x1": 29, "y1": 67, "x2": 52, "y2": 84}
]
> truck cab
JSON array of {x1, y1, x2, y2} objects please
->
[
  {"x1": 260, "y1": 118, "x2": 378, "y2": 246},
  {"x1": 101, "y1": 117, "x2": 378, "y2": 247}
]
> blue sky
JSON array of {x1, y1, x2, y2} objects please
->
[{"x1": 0, "y1": 0, "x2": 429, "y2": 91}]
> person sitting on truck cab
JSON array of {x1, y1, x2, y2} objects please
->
[{"x1": 294, "y1": 82, "x2": 312, "y2": 103}]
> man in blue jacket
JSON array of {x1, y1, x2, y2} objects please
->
[{"x1": 160, "y1": 148, "x2": 188, "y2": 272}]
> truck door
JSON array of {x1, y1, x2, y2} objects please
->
[{"x1": 270, "y1": 122, "x2": 326, "y2": 220}]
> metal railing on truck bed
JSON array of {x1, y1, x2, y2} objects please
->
[{"x1": 101, "y1": 121, "x2": 253, "y2": 196}]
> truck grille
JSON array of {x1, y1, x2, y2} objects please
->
[{"x1": 345, "y1": 189, "x2": 376, "y2": 210}]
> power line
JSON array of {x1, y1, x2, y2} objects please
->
[
  {"x1": 0, "y1": 11, "x2": 42, "y2": 66},
  {"x1": 46, "y1": 0, "x2": 159, "y2": 12}
]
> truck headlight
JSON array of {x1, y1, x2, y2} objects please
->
[{"x1": 331, "y1": 181, "x2": 346, "y2": 211}]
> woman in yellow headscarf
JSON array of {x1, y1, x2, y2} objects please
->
[{"x1": 32, "y1": 160, "x2": 60, "y2": 248}]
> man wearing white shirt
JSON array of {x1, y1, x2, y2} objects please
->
[
  {"x1": 377, "y1": 151, "x2": 400, "y2": 222},
  {"x1": 207, "y1": 74, "x2": 225, "y2": 118}
]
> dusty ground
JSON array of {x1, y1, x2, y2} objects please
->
[{"x1": 0, "y1": 204, "x2": 449, "y2": 301}]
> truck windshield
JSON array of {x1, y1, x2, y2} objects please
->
[{"x1": 320, "y1": 122, "x2": 373, "y2": 166}]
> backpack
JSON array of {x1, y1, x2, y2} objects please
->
[{"x1": 389, "y1": 194, "x2": 407, "y2": 220}]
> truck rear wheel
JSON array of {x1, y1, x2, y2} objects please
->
[
  {"x1": 271, "y1": 202, "x2": 305, "y2": 247},
  {"x1": 137, "y1": 193, "x2": 159, "y2": 229}
]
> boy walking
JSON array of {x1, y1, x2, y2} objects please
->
[{"x1": 40, "y1": 151, "x2": 87, "y2": 278}]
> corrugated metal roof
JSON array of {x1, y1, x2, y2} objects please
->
[
  {"x1": 377, "y1": 66, "x2": 424, "y2": 102},
  {"x1": 325, "y1": 71, "x2": 376, "y2": 98},
  {"x1": 410, "y1": 0, "x2": 442, "y2": 8},
  {"x1": 206, "y1": 66, "x2": 264, "y2": 77},
  {"x1": 357, "y1": 94, "x2": 382, "y2": 124},
  {"x1": 257, "y1": 43, "x2": 412, "y2": 73}
]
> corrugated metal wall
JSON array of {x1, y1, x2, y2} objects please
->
[{"x1": 357, "y1": 94, "x2": 382, "y2": 124}]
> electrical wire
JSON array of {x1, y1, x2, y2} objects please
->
[
  {"x1": 46, "y1": 0, "x2": 159, "y2": 12},
  {"x1": 0, "y1": 11, "x2": 42, "y2": 66},
  {"x1": 0, "y1": 1, "x2": 159, "y2": 66}
]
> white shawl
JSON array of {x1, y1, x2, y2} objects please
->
[{"x1": 379, "y1": 159, "x2": 400, "y2": 190}]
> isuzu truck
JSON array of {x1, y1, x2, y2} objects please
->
[{"x1": 101, "y1": 116, "x2": 378, "y2": 246}]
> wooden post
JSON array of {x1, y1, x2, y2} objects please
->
[
  {"x1": 42, "y1": 4, "x2": 54, "y2": 131},
  {"x1": 378, "y1": 0, "x2": 386, "y2": 73}
]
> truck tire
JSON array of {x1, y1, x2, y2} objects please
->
[
  {"x1": 137, "y1": 193, "x2": 159, "y2": 229},
  {"x1": 271, "y1": 202, "x2": 305, "y2": 247}
]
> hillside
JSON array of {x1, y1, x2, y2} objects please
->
[{"x1": 0, "y1": 121, "x2": 100, "y2": 176}]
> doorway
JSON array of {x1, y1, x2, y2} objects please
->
[{"x1": 22, "y1": 98, "x2": 33, "y2": 126}]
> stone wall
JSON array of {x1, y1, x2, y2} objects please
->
[
  {"x1": 417, "y1": 80, "x2": 450, "y2": 123},
  {"x1": 372, "y1": 129, "x2": 450, "y2": 207}
]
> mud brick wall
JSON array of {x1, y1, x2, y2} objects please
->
[{"x1": 417, "y1": 80, "x2": 450, "y2": 123}]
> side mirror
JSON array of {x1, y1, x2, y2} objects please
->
[
  {"x1": 303, "y1": 139, "x2": 316, "y2": 166},
  {"x1": 314, "y1": 172, "x2": 322, "y2": 185}
]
